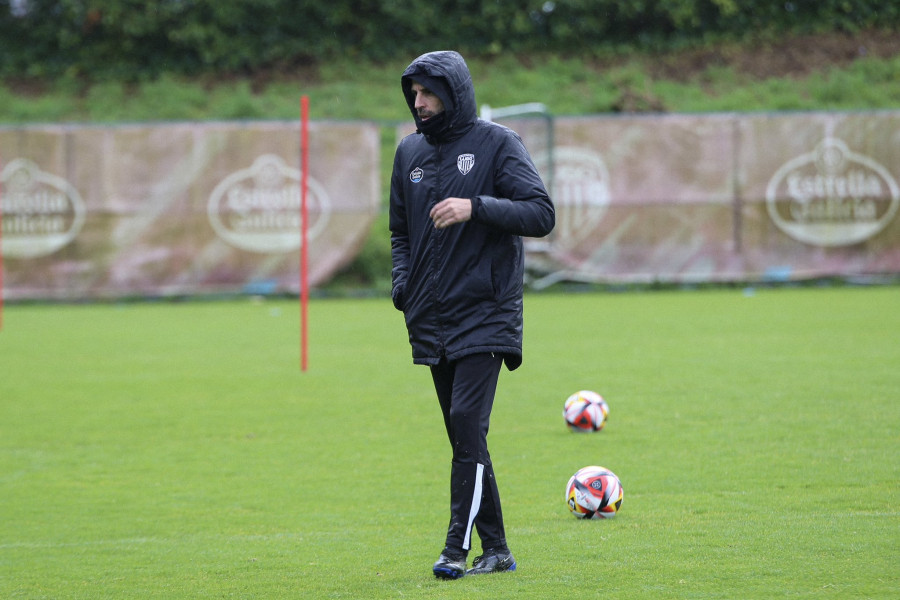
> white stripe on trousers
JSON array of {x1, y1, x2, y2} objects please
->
[{"x1": 462, "y1": 463, "x2": 484, "y2": 551}]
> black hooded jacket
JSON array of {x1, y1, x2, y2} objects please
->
[{"x1": 389, "y1": 51, "x2": 555, "y2": 370}]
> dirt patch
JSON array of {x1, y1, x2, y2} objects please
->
[{"x1": 640, "y1": 29, "x2": 900, "y2": 81}]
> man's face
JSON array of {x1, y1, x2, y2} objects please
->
[{"x1": 411, "y1": 81, "x2": 444, "y2": 121}]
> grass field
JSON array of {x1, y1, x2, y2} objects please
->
[{"x1": 1, "y1": 287, "x2": 898, "y2": 599}]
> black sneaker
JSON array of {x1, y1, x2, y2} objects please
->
[
  {"x1": 433, "y1": 551, "x2": 467, "y2": 580},
  {"x1": 466, "y1": 548, "x2": 516, "y2": 575}
]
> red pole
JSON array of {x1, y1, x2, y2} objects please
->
[
  {"x1": 0, "y1": 154, "x2": 4, "y2": 332},
  {"x1": 300, "y1": 95, "x2": 309, "y2": 371}
]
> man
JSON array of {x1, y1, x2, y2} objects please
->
[{"x1": 389, "y1": 50, "x2": 555, "y2": 580}]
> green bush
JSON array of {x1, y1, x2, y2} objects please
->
[{"x1": 2, "y1": 0, "x2": 898, "y2": 80}]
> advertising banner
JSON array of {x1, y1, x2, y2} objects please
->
[
  {"x1": 737, "y1": 112, "x2": 900, "y2": 280},
  {"x1": 3, "y1": 110, "x2": 899, "y2": 301},
  {"x1": 486, "y1": 111, "x2": 900, "y2": 286},
  {"x1": 1, "y1": 120, "x2": 380, "y2": 300}
]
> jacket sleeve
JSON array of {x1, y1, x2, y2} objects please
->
[
  {"x1": 472, "y1": 131, "x2": 555, "y2": 238},
  {"x1": 389, "y1": 148, "x2": 409, "y2": 311}
]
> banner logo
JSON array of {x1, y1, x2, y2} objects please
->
[
  {"x1": 766, "y1": 138, "x2": 899, "y2": 246},
  {"x1": 534, "y1": 146, "x2": 611, "y2": 248},
  {"x1": 208, "y1": 154, "x2": 330, "y2": 253},
  {"x1": 457, "y1": 153, "x2": 475, "y2": 175},
  {"x1": 0, "y1": 158, "x2": 86, "y2": 258}
]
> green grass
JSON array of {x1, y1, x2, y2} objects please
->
[
  {"x1": 3, "y1": 51, "x2": 900, "y2": 125},
  {"x1": 2, "y1": 287, "x2": 899, "y2": 598}
]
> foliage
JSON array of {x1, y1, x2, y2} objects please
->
[
  {"x1": 4, "y1": 51, "x2": 900, "y2": 125},
  {"x1": 2, "y1": 0, "x2": 899, "y2": 79}
]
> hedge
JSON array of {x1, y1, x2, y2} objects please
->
[{"x1": 2, "y1": 0, "x2": 899, "y2": 79}]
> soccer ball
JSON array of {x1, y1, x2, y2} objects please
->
[
  {"x1": 563, "y1": 390, "x2": 609, "y2": 432},
  {"x1": 566, "y1": 465, "x2": 624, "y2": 519}
]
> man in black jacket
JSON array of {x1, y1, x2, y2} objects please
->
[{"x1": 389, "y1": 50, "x2": 555, "y2": 579}]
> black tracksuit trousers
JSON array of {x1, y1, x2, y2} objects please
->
[{"x1": 430, "y1": 352, "x2": 507, "y2": 554}]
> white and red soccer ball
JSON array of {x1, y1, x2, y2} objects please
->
[
  {"x1": 563, "y1": 390, "x2": 609, "y2": 432},
  {"x1": 566, "y1": 465, "x2": 624, "y2": 519}
]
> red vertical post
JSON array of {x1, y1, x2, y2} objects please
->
[
  {"x1": 0, "y1": 155, "x2": 4, "y2": 332},
  {"x1": 300, "y1": 95, "x2": 309, "y2": 371}
]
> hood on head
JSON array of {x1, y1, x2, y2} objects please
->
[{"x1": 401, "y1": 50, "x2": 477, "y2": 139}]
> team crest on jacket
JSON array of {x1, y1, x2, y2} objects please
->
[
  {"x1": 457, "y1": 154, "x2": 475, "y2": 175},
  {"x1": 409, "y1": 167, "x2": 423, "y2": 183}
]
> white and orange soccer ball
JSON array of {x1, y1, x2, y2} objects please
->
[
  {"x1": 563, "y1": 390, "x2": 609, "y2": 432},
  {"x1": 566, "y1": 465, "x2": 624, "y2": 519}
]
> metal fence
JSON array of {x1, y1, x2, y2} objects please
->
[{"x1": 2, "y1": 110, "x2": 899, "y2": 300}]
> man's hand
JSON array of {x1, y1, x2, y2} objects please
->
[{"x1": 430, "y1": 197, "x2": 472, "y2": 229}]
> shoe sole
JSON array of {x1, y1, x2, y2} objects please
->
[{"x1": 433, "y1": 567, "x2": 465, "y2": 580}]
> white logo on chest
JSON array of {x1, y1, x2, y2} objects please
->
[{"x1": 457, "y1": 153, "x2": 475, "y2": 175}]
